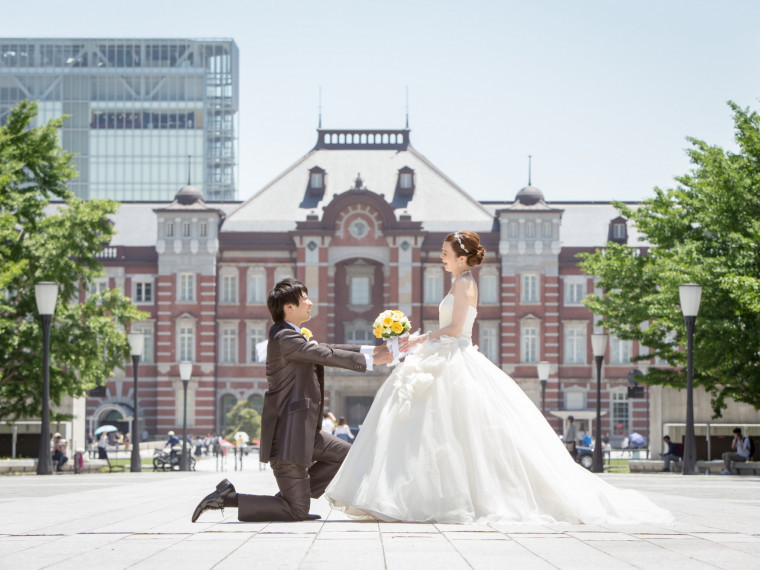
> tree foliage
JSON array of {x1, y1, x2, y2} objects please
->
[
  {"x1": 0, "y1": 100, "x2": 147, "y2": 421},
  {"x1": 223, "y1": 400, "x2": 262, "y2": 442},
  {"x1": 579, "y1": 101, "x2": 760, "y2": 416}
]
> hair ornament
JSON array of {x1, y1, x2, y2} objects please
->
[{"x1": 454, "y1": 232, "x2": 469, "y2": 253}]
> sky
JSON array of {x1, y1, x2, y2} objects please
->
[{"x1": 4, "y1": 0, "x2": 760, "y2": 204}]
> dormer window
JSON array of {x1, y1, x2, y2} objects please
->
[
  {"x1": 608, "y1": 217, "x2": 628, "y2": 244},
  {"x1": 396, "y1": 166, "x2": 415, "y2": 196},
  {"x1": 308, "y1": 166, "x2": 326, "y2": 195}
]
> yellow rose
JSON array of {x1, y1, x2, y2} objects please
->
[
  {"x1": 300, "y1": 328, "x2": 312, "y2": 340},
  {"x1": 391, "y1": 322, "x2": 403, "y2": 334},
  {"x1": 382, "y1": 316, "x2": 393, "y2": 327},
  {"x1": 374, "y1": 326, "x2": 384, "y2": 338}
]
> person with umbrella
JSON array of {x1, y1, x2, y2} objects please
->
[{"x1": 95, "y1": 427, "x2": 112, "y2": 467}]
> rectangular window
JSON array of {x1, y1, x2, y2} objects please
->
[
  {"x1": 564, "y1": 391, "x2": 585, "y2": 410},
  {"x1": 521, "y1": 323, "x2": 538, "y2": 363},
  {"x1": 179, "y1": 324, "x2": 194, "y2": 361},
  {"x1": 345, "y1": 322, "x2": 374, "y2": 344},
  {"x1": 424, "y1": 268, "x2": 443, "y2": 304},
  {"x1": 479, "y1": 274, "x2": 498, "y2": 304},
  {"x1": 248, "y1": 269, "x2": 266, "y2": 304},
  {"x1": 613, "y1": 223, "x2": 626, "y2": 239},
  {"x1": 135, "y1": 329, "x2": 154, "y2": 364},
  {"x1": 200, "y1": 222, "x2": 207, "y2": 237},
  {"x1": 220, "y1": 325, "x2": 237, "y2": 364},
  {"x1": 610, "y1": 335, "x2": 632, "y2": 365},
  {"x1": 400, "y1": 172, "x2": 413, "y2": 189},
  {"x1": 565, "y1": 280, "x2": 585, "y2": 305},
  {"x1": 166, "y1": 221, "x2": 174, "y2": 237},
  {"x1": 479, "y1": 321, "x2": 499, "y2": 364},
  {"x1": 89, "y1": 278, "x2": 108, "y2": 298},
  {"x1": 248, "y1": 322, "x2": 267, "y2": 363},
  {"x1": 612, "y1": 392, "x2": 629, "y2": 436},
  {"x1": 310, "y1": 171, "x2": 323, "y2": 188},
  {"x1": 542, "y1": 221, "x2": 552, "y2": 239},
  {"x1": 134, "y1": 281, "x2": 153, "y2": 303},
  {"x1": 182, "y1": 221, "x2": 191, "y2": 237},
  {"x1": 220, "y1": 274, "x2": 237, "y2": 304},
  {"x1": 508, "y1": 221, "x2": 519, "y2": 238},
  {"x1": 350, "y1": 276, "x2": 371, "y2": 305},
  {"x1": 178, "y1": 273, "x2": 194, "y2": 302},
  {"x1": 564, "y1": 324, "x2": 586, "y2": 364},
  {"x1": 521, "y1": 273, "x2": 539, "y2": 303},
  {"x1": 525, "y1": 222, "x2": 535, "y2": 238}
]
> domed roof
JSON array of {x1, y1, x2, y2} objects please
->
[
  {"x1": 515, "y1": 184, "x2": 544, "y2": 206},
  {"x1": 174, "y1": 184, "x2": 204, "y2": 205}
]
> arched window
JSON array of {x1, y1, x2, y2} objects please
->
[
  {"x1": 220, "y1": 394, "x2": 237, "y2": 427},
  {"x1": 248, "y1": 393, "x2": 265, "y2": 415}
]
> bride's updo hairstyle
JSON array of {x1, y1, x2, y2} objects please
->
[{"x1": 445, "y1": 231, "x2": 486, "y2": 267}]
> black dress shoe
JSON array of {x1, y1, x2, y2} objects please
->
[
  {"x1": 192, "y1": 479, "x2": 236, "y2": 522},
  {"x1": 305, "y1": 514, "x2": 321, "y2": 520}
]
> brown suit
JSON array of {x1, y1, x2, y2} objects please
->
[{"x1": 237, "y1": 321, "x2": 368, "y2": 522}]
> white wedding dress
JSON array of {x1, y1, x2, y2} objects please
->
[{"x1": 325, "y1": 294, "x2": 673, "y2": 525}]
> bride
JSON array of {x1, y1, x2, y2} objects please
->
[{"x1": 325, "y1": 231, "x2": 673, "y2": 525}]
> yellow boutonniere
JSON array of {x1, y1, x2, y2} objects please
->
[{"x1": 300, "y1": 328, "x2": 313, "y2": 340}]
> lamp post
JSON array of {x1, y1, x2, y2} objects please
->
[
  {"x1": 537, "y1": 361, "x2": 551, "y2": 416},
  {"x1": 127, "y1": 332, "x2": 144, "y2": 473},
  {"x1": 637, "y1": 359, "x2": 651, "y2": 459},
  {"x1": 591, "y1": 333, "x2": 608, "y2": 474},
  {"x1": 679, "y1": 283, "x2": 702, "y2": 475},
  {"x1": 35, "y1": 282, "x2": 59, "y2": 475},
  {"x1": 179, "y1": 361, "x2": 193, "y2": 472}
]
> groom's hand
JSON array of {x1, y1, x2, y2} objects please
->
[{"x1": 373, "y1": 344, "x2": 392, "y2": 365}]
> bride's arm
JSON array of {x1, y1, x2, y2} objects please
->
[{"x1": 417, "y1": 278, "x2": 477, "y2": 343}]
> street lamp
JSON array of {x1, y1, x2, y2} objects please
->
[
  {"x1": 537, "y1": 361, "x2": 551, "y2": 416},
  {"x1": 127, "y1": 332, "x2": 144, "y2": 473},
  {"x1": 35, "y1": 282, "x2": 59, "y2": 476},
  {"x1": 637, "y1": 359, "x2": 651, "y2": 459},
  {"x1": 178, "y1": 361, "x2": 193, "y2": 472},
  {"x1": 591, "y1": 333, "x2": 608, "y2": 474},
  {"x1": 679, "y1": 283, "x2": 702, "y2": 475}
]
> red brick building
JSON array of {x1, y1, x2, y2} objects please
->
[{"x1": 87, "y1": 128, "x2": 650, "y2": 446}]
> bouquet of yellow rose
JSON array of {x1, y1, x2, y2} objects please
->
[{"x1": 372, "y1": 309, "x2": 411, "y2": 365}]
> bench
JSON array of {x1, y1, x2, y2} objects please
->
[{"x1": 628, "y1": 459, "x2": 682, "y2": 473}]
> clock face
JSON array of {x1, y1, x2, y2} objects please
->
[{"x1": 349, "y1": 219, "x2": 369, "y2": 239}]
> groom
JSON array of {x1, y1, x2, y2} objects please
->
[{"x1": 192, "y1": 278, "x2": 392, "y2": 522}]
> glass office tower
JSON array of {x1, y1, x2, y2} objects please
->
[{"x1": 0, "y1": 38, "x2": 238, "y2": 201}]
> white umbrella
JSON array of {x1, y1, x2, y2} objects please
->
[
  {"x1": 233, "y1": 431, "x2": 249, "y2": 442},
  {"x1": 94, "y1": 425, "x2": 118, "y2": 435}
]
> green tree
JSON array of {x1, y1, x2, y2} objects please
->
[
  {"x1": 223, "y1": 400, "x2": 262, "y2": 442},
  {"x1": 0, "y1": 100, "x2": 147, "y2": 421},
  {"x1": 579, "y1": 101, "x2": 760, "y2": 416}
]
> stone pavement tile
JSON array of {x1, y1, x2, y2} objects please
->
[
  {"x1": 301, "y1": 538, "x2": 385, "y2": 569},
  {"x1": 0, "y1": 531, "x2": 123, "y2": 569},
  {"x1": 381, "y1": 533, "x2": 469, "y2": 569},
  {"x1": 442, "y1": 531, "x2": 509, "y2": 541},
  {"x1": 378, "y1": 523, "x2": 440, "y2": 533},
  {"x1": 688, "y1": 533, "x2": 760, "y2": 543},
  {"x1": 590, "y1": 540, "x2": 718, "y2": 570},
  {"x1": 198, "y1": 520, "x2": 268, "y2": 532},
  {"x1": 20, "y1": 536, "x2": 184, "y2": 570},
  {"x1": 320, "y1": 520, "x2": 380, "y2": 533},
  {"x1": 260, "y1": 521, "x2": 324, "y2": 534},
  {"x1": 0, "y1": 535, "x2": 64, "y2": 559},
  {"x1": 489, "y1": 523, "x2": 561, "y2": 534},
  {"x1": 545, "y1": 523, "x2": 610, "y2": 533},
  {"x1": 120, "y1": 533, "x2": 249, "y2": 569},
  {"x1": 434, "y1": 523, "x2": 498, "y2": 532},
  {"x1": 647, "y1": 538, "x2": 758, "y2": 569},
  {"x1": 212, "y1": 534, "x2": 315, "y2": 569},
  {"x1": 565, "y1": 532, "x2": 641, "y2": 541},
  {"x1": 446, "y1": 538, "x2": 555, "y2": 570},
  {"x1": 510, "y1": 536, "x2": 633, "y2": 569}
]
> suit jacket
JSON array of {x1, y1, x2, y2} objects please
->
[{"x1": 259, "y1": 321, "x2": 368, "y2": 467}]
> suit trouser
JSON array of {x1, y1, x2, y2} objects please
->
[{"x1": 237, "y1": 432, "x2": 351, "y2": 521}]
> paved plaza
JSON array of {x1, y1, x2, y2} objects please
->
[{"x1": 1, "y1": 454, "x2": 759, "y2": 569}]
